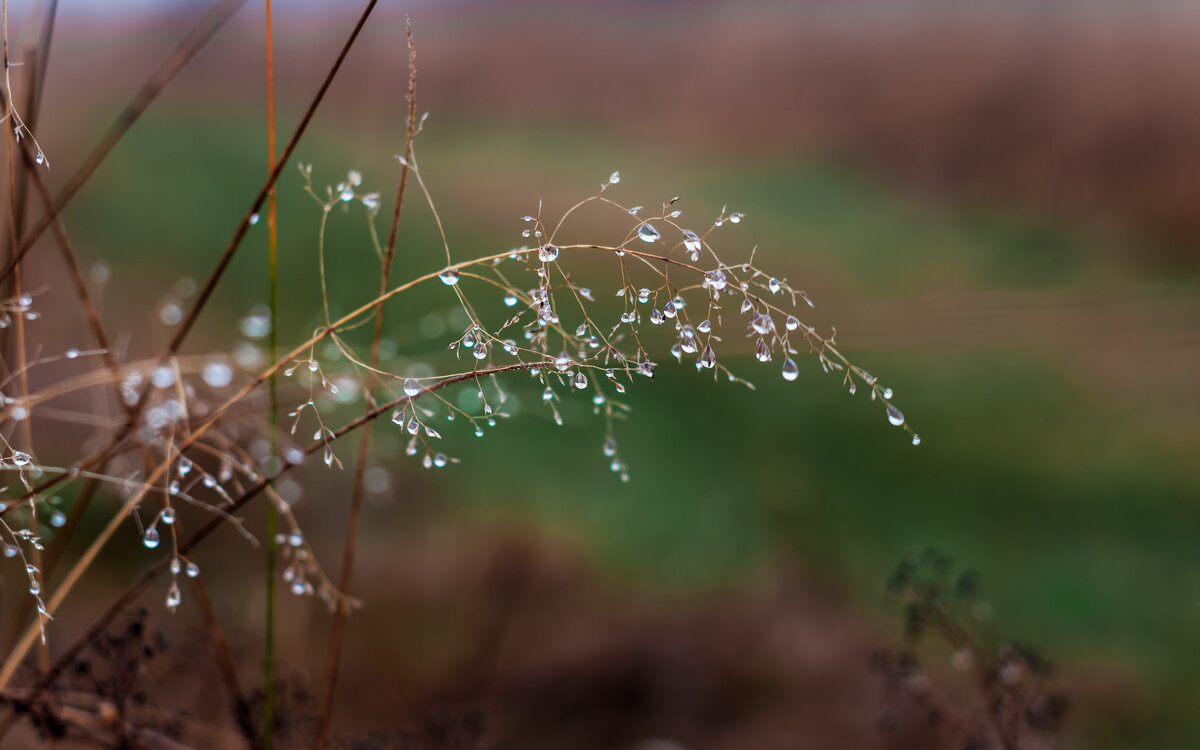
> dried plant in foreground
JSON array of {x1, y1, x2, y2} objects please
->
[{"x1": 0, "y1": 2, "x2": 919, "y2": 746}]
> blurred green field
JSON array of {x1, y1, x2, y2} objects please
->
[{"x1": 58, "y1": 110, "x2": 1200, "y2": 748}]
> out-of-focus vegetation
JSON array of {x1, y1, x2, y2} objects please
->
[{"x1": 4, "y1": 1, "x2": 1199, "y2": 748}]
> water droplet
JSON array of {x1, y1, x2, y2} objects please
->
[
  {"x1": 886, "y1": 403, "x2": 905, "y2": 426},
  {"x1": 65, "y1": 348, "x2": 80, "y2": 359},
  {"x1": 649, "y1": 308, "x2": 664, "y2": 325},
  {"x1": 407, "y1": 418, "x2": 420, "y2": 435},
  {"x1": 663, "y1": 301, "x2": 677, "y2": 318},
  {"x1": 608, "y1": 171, "x2": 621, "y2": 184},
  {"x1": 785, "y1": 315, "x2": 800, "y2": 331},
  {"x1": 782, "y1": 358, "x2": 799, "y2": 381},
  {"x1": 29, "y1": 580, "x2": 41, "y2": 595},
  {"x1": 439, "y1": 268, "x2": 460, "y2": 286},
  {"x1": 432, "y1": 453, "x2": 447, "y2": 468},
  {"x1": 699, "y1": 345, "x2": 716, "y2": 369},
  {"x1": 35, "y1": 152, "x2": 44, "y2": 165},
  {"x1": 538, "y1": 244, "x2": 560, "y2": 262},
  {"x1": 697, "y1": 319, "x2": 711, "y2": 333},
  {"x1": 503, "y1": 294, "x2": 518, "y2": 306},
  {"x1": 682, "y1": 230, "x2": 702, "y2": 260},
  {"x1": 637, "y1": 223, "x2": 660, "y2": 243},
  {"x1": 729, "y1": 212, "x2": 744, "y2": 224},
  {"x1": 883, "y1": 387, "x2": 894, "y2": 399},
  {"x1": 603, "y1": 437, "x2": 617, "y2": 456},
  {"x1": 143, "y1": 528, "x2": 160, "y2": 549},
  {"x1": 473, "y1": 342, "x2": 488, "y2": 360},
  {"x1": 911, "y1": 433, "x2": 921, "y2": 446},
  {"x1": 240, "y1": 307, "x2": 272, "y2": 339},
  {"x1": 158, "y1": 300, "x2": 183, "y2": 325},
  {"x1": 249, "y1": 213, "x2": 260, "y2": 225},
  {"x1": 403, "y1": 378, "x2": 421, "y2": 397},
  {"x1": 751, "y1": 314, "x2": 773, "y2": 335},
  {"x1": 740, "y1": 298, "x2": 754, "y2": 314},
  {"x1": 150, "y1": 365, "x2": 176, "y2": 389},
  {"x1": 767, "y1": 277, "x2": 781, "y2": 294},
  {"x1": 202, "y1": 360, "x2": 233, "y2": 388},
  {"x1": 542, "y1": 386, "x2": 554, "y2": 401},
  {"x1": 755, "y1": 338, "x2": 771, "y2": 362},
  {"x1": 160, "y1": 507, "x2": 176, "y2": 525},
  {"x1": 50, "y1": 510, "x2": 66, "y2": 527},
  {"x1": 170, "y1": 557, "x2": 182, "y2": 575},
  {"x1": 573, "y1": 371, "x2": 588, "y2": 389}
]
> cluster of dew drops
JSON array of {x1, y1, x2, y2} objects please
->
[{"x1": 428, "y1": 170, "x2": 919, "y2": 479}]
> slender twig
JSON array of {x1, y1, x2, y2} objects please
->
[
  {"x1": 312, "y1": 20, "x2": 416, "y2": 750},
  {"x1": 262, "y1": 0, "x2": 280, "y2": 745},
  {"x1": 190, "y1": 574, "x2": 257, "y2": 747},
  {"x1": 1, "y1": 0, "x2": 47, "y2": 677}
]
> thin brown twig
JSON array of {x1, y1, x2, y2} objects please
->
[
  {"x1": 189, "y1": 573, "x2": 257, "y2": 747},
  {"x1": 312, "y1": 20, "x2": 416, "y2": 750}
]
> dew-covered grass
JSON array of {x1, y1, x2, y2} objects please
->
[{"x1": 42, "y1": 111, "x2": 1200, "y2": 748}]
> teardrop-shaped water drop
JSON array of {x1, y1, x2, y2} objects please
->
[
  {"x1": 538, "y1": 244, "x2": 560, "y2": 262},
  {"x1": 785, "y1": 315, "x2": 800, "y2": 331},
  {"x1": 439, "y1": 268, "x2": 460, "y2": 286},
  {"x1": 698, "y1": 345, "x2": 716, "y2": 369},
  {"x1": 751, "y1": 314, "x2": 773, "y2": 335},
  {"x1": 608, "y1": 171, "x2": 621, "y2": 184},
  {"x1": 911, "y1": 433, "x2": 921, "y2": 446},
  {"x1": 682, "y1": 230, "x2": 702, "y2": 259},
  {"x1": 403, "y1": 378, "x2": 421, "y2": 397},
  {"x1": 782, "y1": 358, "x2": 799, "y2": 382},
  {"x1": 886, "y1": 403, "x2": 905, "y2": 426},
  {"x1": 767, "y1": 277, "x2": 781, "y2": 294},
  {"x1": 573, "y1": 371, "x2": 588, "y2": 389},
  {"x1": 697, "y1": 319, "x2": 711, "y2": 333},
  {"x1": 143, "y1": 527, "x2": 161, "y2": 549},
  {"x1": 755, "y1": 338, "x2": 771, "y2": 362},
  {"x1": 637, "y1": 223, "x2": 660, "y2": 243}
]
